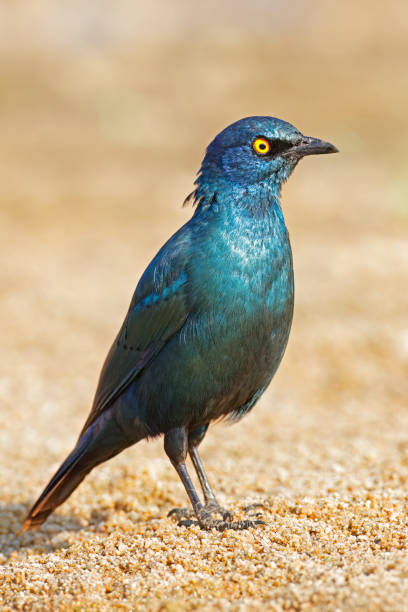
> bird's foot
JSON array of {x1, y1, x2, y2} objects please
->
[
  {"x1": 168, "y1": 500, "x2": 233, "y2": 523},
  {"x1": 202, "y1": 500, "x2": 233, "y2": 521},
  {"x1": 242, "y1": 502, "x2": 265, "y2": 517},
  {"x1": 168, "y1": 507, "x2": 194, "y2": 521},
  {"x1": 178, "y1": 508, "x2": 266, "y2": 532}
]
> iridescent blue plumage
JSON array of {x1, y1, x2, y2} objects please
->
[{"x1": 22, "y1": 116, "x2": 337, "y2": 532}]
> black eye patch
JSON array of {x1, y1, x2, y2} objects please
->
[
  {"x1": 253, "y1": 136, "x2": 293, "y2": 158},
  {"x1": 267, "y1": 138, "x2": 292, "y2": 155}
]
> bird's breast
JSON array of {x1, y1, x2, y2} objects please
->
[
  {"x1": 190, "y1": 204, "x2": 294, "y2": 329},
  {"x1": 135, "y1": 202, "x2": 295, "y2": 432},
  {"x1": 171, "y1": 204, "x2": 295, "y2": 424}
]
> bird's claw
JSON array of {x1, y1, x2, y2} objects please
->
[
  {"x1": 203, "y1": 500, "x2": 233, "y2": 521},
  {"x1": 168, "y1": 501, "x2": 233, "y2": 522},
  {"x1": 167, "y1": 507, "x2": 194, "y2": 520},
  {"x1": 242, "y1": 502, "x2": 265, "y2": 512},
  {"x1": 242, "y1": 502, "x2": 266, "y2": 518},
  {"x1": 178, "y1": 508, "x2": 266, "y2": 531}
]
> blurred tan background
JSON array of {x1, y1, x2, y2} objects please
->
[{"x1": 1, "y1": 1, "x2": 408, "y2": 610}]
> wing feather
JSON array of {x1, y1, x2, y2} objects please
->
[{"x1": 80, "y1": 226, "x2": 193, "y2": 435}]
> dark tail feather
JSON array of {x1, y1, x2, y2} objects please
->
[
  {"x1": 20, "y1": 406, "x2": 143, "y2": 532},
  {"x1": 20, "y1": 434, "x2": 95, "y2": 531}
]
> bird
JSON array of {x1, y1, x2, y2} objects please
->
[{"x1": 21, "y1": 116, "x2": 337, "y2": 533}]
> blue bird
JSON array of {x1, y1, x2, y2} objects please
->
[{"x1": 21, "y1": 116, "x2": 337, "y2": 532}]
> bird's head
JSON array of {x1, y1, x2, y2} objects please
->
[{"x1": 194, "y1": 116, "x2": 337, "y2": 203}]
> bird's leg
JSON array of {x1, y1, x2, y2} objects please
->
[
  {"x1": 189, "y1": 424, "x2": 228, "y2": 515},
  {"x1": 165, "y1": 427, "x2": 264, "y2": 531},
  {"x1": 168, "y1": 424, "x2": 231, "y2": 520},
  {"x1": 164, "y1": 427, "x2": 206, "y2": 526},
  {"x1": 188, "y1": 430, "x2": 265, "y2": 522},
  {"x1": 189, "y1": 445, "x2": 233, "y2": 521}
]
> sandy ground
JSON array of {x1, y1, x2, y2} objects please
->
[{"x1": 1, "y1": 2, "x2": 408, "y2": 610}]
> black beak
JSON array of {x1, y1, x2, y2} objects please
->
[{"x1": 286, "y1": 136, "x2": 339, "y2": 159}]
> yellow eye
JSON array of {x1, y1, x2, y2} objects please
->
[{"x1": 253, "y1": 137, "x2": 271, "y2": 155}]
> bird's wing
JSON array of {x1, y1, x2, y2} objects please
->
[{"x1": 80, "y1": 225, "x2": 192, "y2": 435}]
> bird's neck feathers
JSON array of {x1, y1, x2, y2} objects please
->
[{"x1": 192, "y1": 163, "x2": 293, "y2": 219}]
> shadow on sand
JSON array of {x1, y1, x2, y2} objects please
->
[{"x1": 0, "y1": 502, "x2": 110, "y2": 560}]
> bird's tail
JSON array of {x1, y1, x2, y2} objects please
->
[{"x1": 20, "y1": 406, "x2": 145, "y2": 532}]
